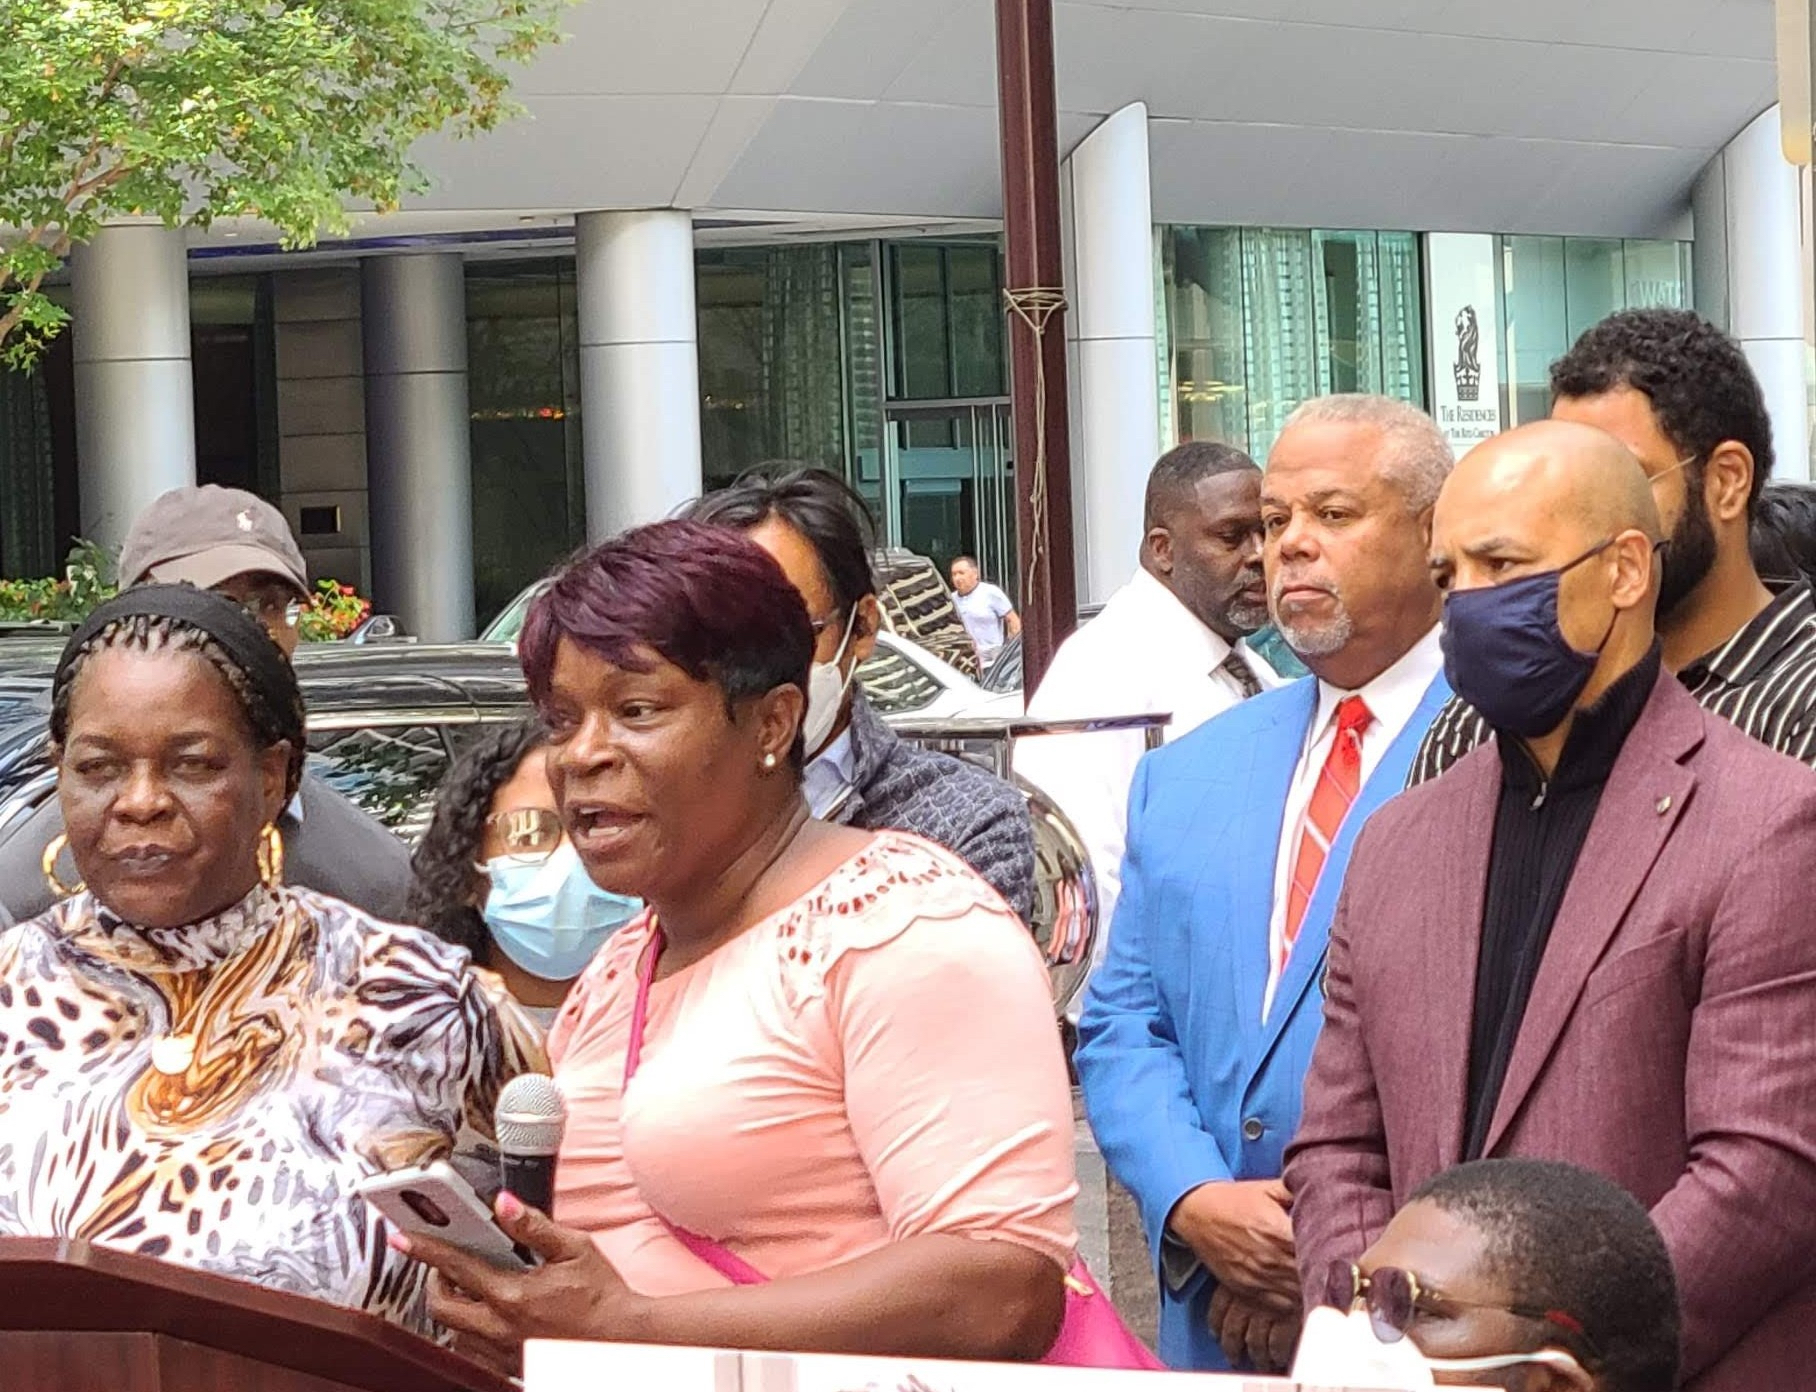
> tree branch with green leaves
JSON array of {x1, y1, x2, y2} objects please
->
[{"x1": 0, "y1": 0, "x2": 565, "y2": 368}]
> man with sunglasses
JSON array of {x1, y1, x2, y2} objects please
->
[
  {"x1": 0, "y1": 485, "x2": 413, "y2": 922},
  {"x1": 1287, "y1": 422, "x2": 1816, "y2": 1392},
  {"x1": 1412, "y1": 308, "x2": 1816, "y2": 781},
  {"x1": 1320, "y1": 1159, "x2": 1679, "y2": 1392}
]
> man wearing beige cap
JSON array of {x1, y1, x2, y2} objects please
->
[
  {"x1": 0, "y1": 486, "x2": 413, "y2": 923},
  {"x1": 119, "y1": 485, "x2": 316, "y2": 659}
]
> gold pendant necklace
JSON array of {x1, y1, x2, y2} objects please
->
[{"x1": 150, "y1": 1034, "x2": 197, "y2": 1075}]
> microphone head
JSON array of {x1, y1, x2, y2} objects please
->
[{"x1": 495, "y1": 1072, "x2": 567, "y2": 1156}]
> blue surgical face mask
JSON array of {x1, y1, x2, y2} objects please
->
[
  {"x1": 481, "y1": 841, "x2": 641, "y2": 982},
  {"x1": 1440, "y1": 539, "x2": 1617, "y2": 740}
]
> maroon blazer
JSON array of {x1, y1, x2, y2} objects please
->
[{"x1": 1285, "y1": 670, "x2": 1816, "y2": 1391}]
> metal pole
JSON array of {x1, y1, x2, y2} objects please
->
[{"x1": 994, "y1": 0, "x2": 1077, "y2": 694}]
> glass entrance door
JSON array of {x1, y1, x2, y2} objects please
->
[
  {"x1": 877, "y1": 238, "x2": 1017, "y2": 597},
  {"x1": 882, "y1": 400, "x2": 1015, "y2": 589}
]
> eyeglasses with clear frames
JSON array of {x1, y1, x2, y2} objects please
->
[
  {"x1": 237, "y1": 592, "x2": 304, "y2": 629},
  {"x1": 478, "y1": 808, "x2": 565, "y2": 867},
  {"x1": 1650, "y1": 454, "x2": 1698, "y2": 488}
]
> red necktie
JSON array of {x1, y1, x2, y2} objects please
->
[{"x1": 1281, "y1": 696, "x2": 1375, "y2": 970}]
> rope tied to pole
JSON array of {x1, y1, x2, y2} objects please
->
[{"x1": 1003, "y1": 285, "x2": 1067, "y2": 618}]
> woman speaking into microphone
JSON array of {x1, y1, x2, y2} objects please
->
[{"x1": 396, "y1": 520, "x2": 1081, "y2": 1367}]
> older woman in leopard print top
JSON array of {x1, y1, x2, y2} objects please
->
[{"x1": 0, "y1": 586, "x2": 541, "y2": 1333}]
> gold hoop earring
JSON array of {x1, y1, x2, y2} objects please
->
[
  {"x1": 256, "y1": 824, "x2": 285, "y2": 890},
  {"x1": 41, "y1": 834, "x2": 84, "y2": 898}
]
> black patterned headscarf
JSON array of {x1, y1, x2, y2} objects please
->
[{"x1": 51, "y1": 584, "x2": 308, "y2": 800}]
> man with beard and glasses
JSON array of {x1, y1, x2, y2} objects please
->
[
  {"x1": 1015, "y1": 442, "x2": 1279, "y2": 956},
  {"x1": 1076, "y1": 396, "x2": 1453, "y2": 1373},
  {"x1": 1412, "y1": 308, "x2": 1816, "y2": 781}
]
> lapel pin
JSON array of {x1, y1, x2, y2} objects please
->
[{"x1": 1656, "y1": 796, "x2": 1672, "y2": 815}]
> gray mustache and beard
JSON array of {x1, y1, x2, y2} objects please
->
[{"x1": 1270, "y1": 571, "x2": 1355, "y2": 657}]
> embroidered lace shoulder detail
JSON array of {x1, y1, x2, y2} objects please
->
[
  {"x1": 773, "y1": 832, "x2": 1010, "y2": 1011},
  {"x1": 583, "y1": 909, "x2": 656, "y2": 986},
  {"x1": 546, "y1": 909, "x2": 655, "y2": 1059}
]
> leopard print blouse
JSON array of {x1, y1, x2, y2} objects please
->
[{"x1": 0, "y1": 885, "x2": 544, "y2": 1332}]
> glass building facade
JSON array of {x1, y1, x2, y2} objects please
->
[
  {"x1": 461, "y1": 237, "x2": 1014, "y2": 625},
  {"x1": 1157, "y1": 227, "x2": 1692, "y2": 465},
  {"x1": 0, "y1": 226, "x2": 1696, "y2": 621},
  {"x1": 1499, "y1": 236, "x2": 1694, "y2": 426},
  {"x1": 0, "y1": 276, "x2": 276, "y2": 581},
  {"x1": 464, "y1": 262, "x2": 586, "y2": 623},
  {"x1": 695, "y1": 243, "x2": 879, "y2": 499},
  {"x1": 1159, "y1": 226, "x2": 1426, "y2": 461}
]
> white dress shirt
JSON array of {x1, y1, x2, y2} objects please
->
[
  {"x1": 1262, "y1": 623, "x2": 1444, "y2": 1018},
  {"x1": 803, "y1": 725, "x2": 858, "y2": 819},
  {"x1": 1013, "y1": 568, "x2": 1280, "y2": 982}
]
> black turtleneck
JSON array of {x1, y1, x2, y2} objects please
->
[{"x1": 1461, "y1": 645, "x2": 1661, "y2": 1159}]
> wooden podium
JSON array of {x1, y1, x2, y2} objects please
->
[{"x1": 0, "y1": 1238, "x2": 512, "y2": 1392}]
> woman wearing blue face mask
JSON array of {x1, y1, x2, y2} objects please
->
[{"x1": 409, "y1": 721, "x2": 641, "y2": 1026}]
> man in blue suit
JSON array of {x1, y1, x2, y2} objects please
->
[{"x1": 1077, "y1": 394, "x2": 1455, "y2": 1373}]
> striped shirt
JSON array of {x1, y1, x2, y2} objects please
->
[{"x1": 1409, "y1": 582, "x2": 1816, "y2": 785}]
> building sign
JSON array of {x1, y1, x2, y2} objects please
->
[{"x1": 1425, "y1": 233, "x2": 1504, "y2": 455}]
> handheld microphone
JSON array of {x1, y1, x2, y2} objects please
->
[{"x1": 495, "y1": 1073, "x2": 567, "y2": 1215}]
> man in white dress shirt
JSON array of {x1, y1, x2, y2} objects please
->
[{"x1": 1015, "y1": 442, "x2": 1279, "y2": 950}]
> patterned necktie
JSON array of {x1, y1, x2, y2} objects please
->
[
  {"x1": 1217, "y1": 649, "x2": 1265, "y2": 699},
  {"x1": 1280, "y1": 695, "x2": 1375, "y2": 969}
]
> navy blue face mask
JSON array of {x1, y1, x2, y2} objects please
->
[{"x1": 1440, "y1": 539, "x2": 1616, "y2": 739}]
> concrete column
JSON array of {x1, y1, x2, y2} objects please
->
[
  {"x1": 71, "y1": 224, "x2": 197, "y2": 547},
  {"x1": 274, "y1": 269, "x2": 371, "y2": 597},
  {"x1": 1064, "y1": 104, "x2": 1162, "y2": 606},
  {"x1": 1694, "y1": 106, "x2": 1812, "y2": 480},
  {"x1": 362, "y1": 253, "x2": 476, "y2": 642},
  {"x1": 575, "y1": 210, "x2": 703, "y2": 539}
]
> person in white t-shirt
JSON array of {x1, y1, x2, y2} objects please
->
[
  {"x1": 1014, "y1": 442, "x2": 1279, "y2": 960},
  {"x1": 950, "y1": 555, "x2": 1020, "y2": 663}
]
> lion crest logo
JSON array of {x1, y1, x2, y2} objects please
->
[{"x1": 1453, "y1": 306, "x2": 1481, "y2": 403}]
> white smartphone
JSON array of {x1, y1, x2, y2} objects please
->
[{"x1": 357, "y1": 1160, "x2": 531, "y2": 1272}]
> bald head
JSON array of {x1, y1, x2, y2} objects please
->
[
  {"x1": 1433, "y1": 420, "x2": 1665, "y2": 746},
  {"x1": 1445, "y1": 420, "x2": 1661, "y2": 552}
]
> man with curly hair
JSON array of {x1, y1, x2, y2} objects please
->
[{"x1": 1412, "y1": 307, "x2": 1816, "y2": 779}]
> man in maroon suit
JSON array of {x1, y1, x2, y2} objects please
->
[{"x1": 1286, "y1": 419, "x2": 1816, "y2": 1391}]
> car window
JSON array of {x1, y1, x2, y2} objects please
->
[
  {"x1": 856, "y1": 644, "x2": 944, "y2": 716},
  {"x1": 306, "y1": 724, "x2": 454, "y2": 845},
  {"x1": 982, "y1": 636, "x2": 1023, "y2": 694},
  {"x1": 481, "y1": 584, "x2": 544, "y2": 645},
  {"x1": 0, "y1": 725, "x2": 51, "y2": 829},
  {"x1": 0, "y1": 695, "x2": 45, "y2": 743}
]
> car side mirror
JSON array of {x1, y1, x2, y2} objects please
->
[{"x1": 349, "y1": 614, "x2": 407, "y2": 644}]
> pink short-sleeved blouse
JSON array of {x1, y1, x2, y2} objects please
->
[{"x1": 545, "y1": 831, "x2": 1078, "y2": 1296}]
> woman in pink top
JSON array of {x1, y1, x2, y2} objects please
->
[{"x1": 397, "y1": 520, "x2": 1078, "y2": 1370}]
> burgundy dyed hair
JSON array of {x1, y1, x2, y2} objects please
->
[{"x1": 519, "y1": 518, "x2": 815, "y2": 726}]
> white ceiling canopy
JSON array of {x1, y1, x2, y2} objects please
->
[{"x1": 301, "y1": 0, "x2": 1786, "y2": 240}]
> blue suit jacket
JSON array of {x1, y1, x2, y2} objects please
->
[{"x1": 1075, "y1": 671, "x2": 1452, "y2": 1370}]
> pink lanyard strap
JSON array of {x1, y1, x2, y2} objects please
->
[
  {"x1": 618, "y1": 924, "x2": 768, "y2": 1286},
  {"x1": 622, "y1": 925, "x2": 664, "y2": 1087}
]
